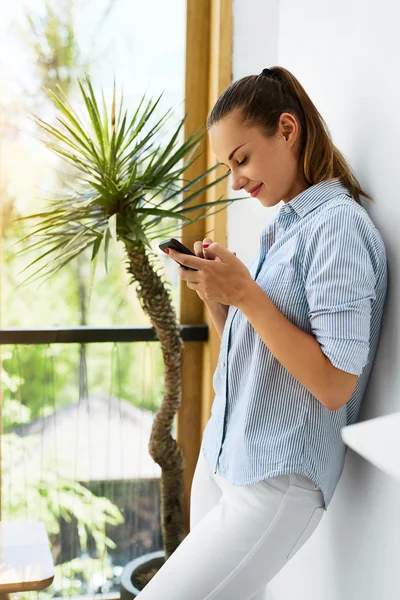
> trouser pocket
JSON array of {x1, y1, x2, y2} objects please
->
[{"x1": 286, "y1": 505, "x2": 324, "y2": 560}]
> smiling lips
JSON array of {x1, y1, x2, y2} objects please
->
[{"x1": 248, "y1": 183, "x2": 263, "y2": 197}]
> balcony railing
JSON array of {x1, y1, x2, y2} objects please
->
[
  {"x1": 0, "y1": 324, "x2": 208, "y2": 345},
  {"x1": 0, "y1": 324, "x2": 207, "y2": 599}
]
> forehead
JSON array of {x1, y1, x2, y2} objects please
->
[{"x1": 208, "y1": 112, "x2": 261, "y2": 161}]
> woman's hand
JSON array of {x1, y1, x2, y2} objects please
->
[
  {"x1": 192, "y1": 238, "x2": 224, "y2": 305},
  {"x1": 192, "y1": 238, "x2": 230, "y2": 337},
  {"x1": 169, "y1": 239, "x2": 255, "y2": 308}
]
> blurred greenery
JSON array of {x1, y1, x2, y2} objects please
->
[
  {"x1": 1, "y1": 0, "x2": 180, "y2": 416},
  {"x1": 1, "y1": 0, "x2": 183, "y2": 594},
  {"x1": 1, "y1": 395, "x2": 124, "y2": 595},
  {"x1": 2, "y1": 341, "x2": 165, "y2": 422},
  {"x1": 26, "y1": 0, "x2": 82, "y2": 96},
  {"x1": 46, "y1": 556, "x2": 115, "y2": 597},
  {"x1": 2, "y1": 432, "x2": 124, "y2": 547}
]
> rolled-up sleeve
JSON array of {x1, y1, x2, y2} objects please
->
[{"x1": 303, "y1": 205, "x2": 377, "y2": 376}]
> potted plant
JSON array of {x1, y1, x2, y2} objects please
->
[{"x1": 20, "y1": 77, "x2": 234, "y2": 595}]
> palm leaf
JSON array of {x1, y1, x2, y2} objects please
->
[{"x1": 19, "y1": 76, "x2": 242, "y2": 284}]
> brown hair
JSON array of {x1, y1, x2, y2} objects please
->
[{"x1": 207, "y1": 66, "x2": 372, "y2": 204}]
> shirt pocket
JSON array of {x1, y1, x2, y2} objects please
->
[{"x1": 257, "y1": 263, "x2": 296, "y2": 312}]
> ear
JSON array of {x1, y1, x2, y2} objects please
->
[{"x1": 279, "y1": 112, "x2": 299, "y2": 146}]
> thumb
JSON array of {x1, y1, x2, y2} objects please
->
[
  {"x1": 207, "y1": 242, "x2": 233, "y2": 261},
  {"x1": 202, "y1": 237, "x2": 215, "y2": 260}
]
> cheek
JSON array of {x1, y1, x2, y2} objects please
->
[
  {"x1": 249, "y1": 158, "x2": 273, "y2": 182},
  {"x1": 256, "y1": 155, "x2": 289, "y2": 203},
  {"x1": 260, "y1": 149, "x2": 293, "y2": 188}
]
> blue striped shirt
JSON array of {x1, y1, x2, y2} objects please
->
[{"x1": 201, "y1": 178, "x2": 388, "y2": 510}]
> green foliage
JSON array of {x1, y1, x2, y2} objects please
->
[
  {"x1": 49, "y1": 556, "x2": 114, "y2": 597},
  {"x1": 2, "y1": 1, "x2": 178, "y2": 592},
  {"x1": 26, "y1": 0, "x2": 82, "y2": 96},
  {"x1": 2, "y1": 339, "x2": 164, "y2": 426},
  {"x1": 2, "y1": 432, "x2": 124, "y2": 554},
  {"x1": 18, "y1": 76, "x2": 232, "y2": 286},
  {"x1": 21, "y1": 556, "x2": 114, "y2": 600}
]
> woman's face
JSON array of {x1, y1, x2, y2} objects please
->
[{"x1": 209, "y1": 109, "x2": 308, "y2": 207}]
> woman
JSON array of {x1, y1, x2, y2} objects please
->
[{"x1": 141, "y1": 66, "x2": 388, "y2": 599}]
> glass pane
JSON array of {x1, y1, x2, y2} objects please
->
[
  {"x1": 0, "y1": 0, "x2": 186, "y2": 328},
  {"x1": 1, "y1": 341, "x2": 167, "y2": 597},
  {"x1": 0, "y1": 1, "x2": 187, "y2": 598}
]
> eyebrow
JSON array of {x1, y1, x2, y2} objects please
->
[{"x1": 218, "y1": 143, "x2": 246, "y2": 167}]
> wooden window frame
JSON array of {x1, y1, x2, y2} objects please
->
[{"x1": 178, "y1": 0, "x2": 232, "y2": 534}]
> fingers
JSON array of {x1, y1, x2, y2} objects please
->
[
  {"x1": 193, "y1": 240, "x2": 205, "y2": 257},
  {"x1": 202, "y1": 237, "x2": 215, "y2": 260},
  {"x1": 194, "y1": 238, "x2": 214, "y2": 259},
  {"x1": 193, "y1": 238, "x2": 237, "y2": 261}
]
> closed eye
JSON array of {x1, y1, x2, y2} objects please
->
[{"x1": 226, "y1": 156, "x2": 248, "y2": 175}]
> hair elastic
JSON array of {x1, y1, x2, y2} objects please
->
[{"x1": 261, "y1": 68, "x2": 274, "y2": 78}]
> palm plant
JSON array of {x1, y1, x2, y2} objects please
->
[{"x1": 19, "y1": 77, "x2": 233, "y2": 560}]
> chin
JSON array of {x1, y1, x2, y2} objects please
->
[{"x1": 258, "y1": 194, "x2": 277, "y2": 208}]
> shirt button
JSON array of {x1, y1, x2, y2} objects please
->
[
  {"x1": 284, "y1": 207, "x2": 290, "y2": 213},
  {"x1": 221, "y1": 361, "x2": 226, "y2": 368},
  {"x1": 279, "y1": 227, "x2": 285, "y2": 233}
]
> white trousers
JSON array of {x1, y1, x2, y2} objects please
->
[{"x1": 138, "y1": 449, "x2": 325, "y2": 599}]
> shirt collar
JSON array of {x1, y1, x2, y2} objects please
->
[{"x1": 281, "y1": 178, "x2": 351, "y2": 219}]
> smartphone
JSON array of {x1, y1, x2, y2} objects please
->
[{"x1": 158, "y1": 238, "x2": 198, "y2": 271}]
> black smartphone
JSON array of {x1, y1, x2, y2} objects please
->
[{"x1": 158, "y1": 238, "x2": 198, "y2": 271}]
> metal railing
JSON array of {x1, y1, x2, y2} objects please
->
[
  {"x1": 0, "y1": 324, "x2": 208, "y2": 345},
  {"x1": 0, "y1": 324, "x2": 208, "y2": 598}
]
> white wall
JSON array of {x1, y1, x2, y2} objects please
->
[
  {"x1": 230, "y1": 1, "x2": 400, "y2": 599},
  {"x1": 228, "y1": 0, "x2": 280, "y2": 266}
]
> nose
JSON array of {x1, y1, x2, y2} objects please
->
[{"x1": 230, "y1": 172, "x2": 248, "y2": 192}]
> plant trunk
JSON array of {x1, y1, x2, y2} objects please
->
[{"x1": 126, "y1": 243, "x2": 185, "y2": 559}]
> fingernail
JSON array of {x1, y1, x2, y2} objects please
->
[
  {"x1": 164, "y1": 249, "x2": 170, "y2": 254},
  {"x1": 202, "y1": 243, "x2": 210, "y2": 248}
]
